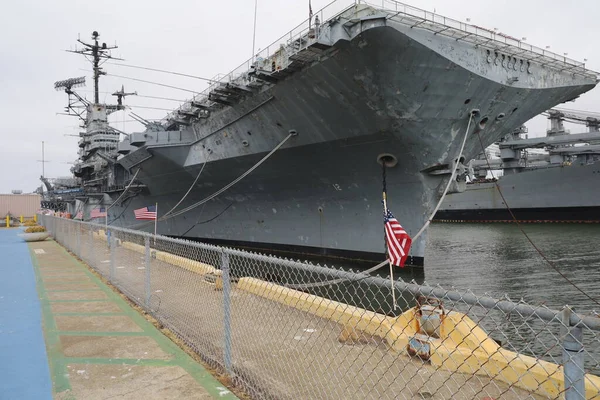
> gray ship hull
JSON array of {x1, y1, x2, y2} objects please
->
[
  {"x1": 106, "y1": 134, "x2": 439, "y2": 264},
  {"x1": 94, "y1": 5, "x2": 596, "y2": 266},
  {"x1": 436, "y1": 162, "x2": 600, "y2": 222}
]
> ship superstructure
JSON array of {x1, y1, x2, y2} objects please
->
[{"x1": 55, "y1": 1, "x2": 598, "y2": 266}]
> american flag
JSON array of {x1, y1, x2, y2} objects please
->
[
  {"x1": 75, "y1": 211, "x2": 83, "y2": 220},
  {"x1": 384, "y1": 208, "x2": 412, "y2": 267},
  {"x1": 90, "y1": 207, "x2": 107, "y2": 219},
  {"x1": 134, "y1": 205, "x2": 157, "y2": 220}
]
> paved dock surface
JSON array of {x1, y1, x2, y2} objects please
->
[
  {"x1": 0, "y1": 228, "x2": 238, "y2": 399},
  {"x1": 80, "y1": 232, "x2": 543, "y2": 400}
]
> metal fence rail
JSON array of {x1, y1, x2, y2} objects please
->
[{"x1": 41, "y1": 215, "x2": 600, "y2": 400}]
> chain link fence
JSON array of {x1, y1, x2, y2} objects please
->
[{"x1": 40, "y1": 215, "x2": 600, "y2": 400}]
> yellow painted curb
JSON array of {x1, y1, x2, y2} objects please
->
[
  {"x1": 236, "y1": 277, "x2": 600, "y2": 399},
  {"x1": 153, "y1": 251, "x2": 219, "y2": 276},
  {"x1": 115, "y1": 237, "x2": 220, "y2": 276}
]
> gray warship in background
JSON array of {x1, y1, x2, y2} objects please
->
[
  {"x1": 435, "y1": 108, "x2": 600, "y2": 222},
  {"x1": 48, "y1": 1, "x2": 598, "y2": 266}
]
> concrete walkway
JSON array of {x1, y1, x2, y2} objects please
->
[{"x1": 1, "y1": 228, "x2": 238, "y2": 399}]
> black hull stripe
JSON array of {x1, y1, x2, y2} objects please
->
[
  {"x1": 171, "y1": 236, "x2": 425, "y2": 267},
  {"x1": 434, "y1": 206, "x2": 600, "y2": 222}
]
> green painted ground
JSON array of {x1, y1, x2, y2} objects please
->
[{"x1": 29, "y1": 240, "x2": 238, "y2": 400}]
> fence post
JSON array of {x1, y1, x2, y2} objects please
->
[
  {"x1": 76, "y1": 222, "x2": 81, "y2": 257},
  {"x1": 89, "y1": 229, "x2": 95, "y2": 267},
  {"x1": 222, "y1": 250, "x2": 232, "y2": 375},
  {"x1": 144, "y1": 236, "x2": 151, "y2": 308},
  {"x1": 562, "y1": 307, "x2": 585, "y2": 400},
  {"x1": 68, "y1": 220, "x2": 72, "y2": 251},
  {"x1": 109, "y1": 233, "x2": 115, "y2": 283}
]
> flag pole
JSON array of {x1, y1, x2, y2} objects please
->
[
  {"x1": 382, "y1": 161, "x2": 398, "y2": 310},
  {"x1": 154, "y1": 203, "x2": 158, "y2": 246}
]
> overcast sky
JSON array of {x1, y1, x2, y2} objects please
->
[{"x1": 1, "y1": 0, "x2": 598, "y2": 193}]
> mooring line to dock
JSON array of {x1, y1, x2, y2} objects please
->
[
  {"x1": 163, "y1": 131, "x2": 295, "y2": 220},
  {"x1": 413, "y1": 110, "x2": 475, "y2": 242},
  {"x1": 475, "y1": 127, "x2": 600, "y2": 307},
  {"x1": 160, "y1": 152, "x2": 211, "y2": 220},
  {"x1": 286, "y1": 111, "x2": 475, "y2": 290},
  {"x1": 125, "y1": 130, "x2": 296, "y2": 230},
  {"x1": 106, "y1": 167, "x2": 141, "y2": 212}
]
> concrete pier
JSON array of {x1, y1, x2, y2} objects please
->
[{"x1": 0, "y1": 228, "x2": 238, "y2": 399}]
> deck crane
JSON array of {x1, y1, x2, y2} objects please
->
[{"x1": 543, "y1": 108, "x2": 600, "y2": 135}]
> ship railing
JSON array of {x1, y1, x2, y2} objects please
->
[
  {"x1": 160, "y1": 0, "x2": 357, "y2": 126},
  {"x1": 364, "y1": 0, "x2": 595, "y2": 78},
  {"x1": 40, "y1": 214, "x2": 600, "y2": 400},
  {"x1": 161, "y1": 0, "x2": 596, "y2": 126}
]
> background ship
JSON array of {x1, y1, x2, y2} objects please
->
[
  {"x1": 435, "y1": 108, "x2": 600, "y2": 222},
  {"x1": 47, "y1": 1, "x2": 597, "y2": 267}
]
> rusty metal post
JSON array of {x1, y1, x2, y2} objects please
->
[{"x1": 562, "y1": 307, "x2": 586, "y2": 400}]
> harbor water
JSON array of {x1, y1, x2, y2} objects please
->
[{"x1": 425, "y1": 223, "x2": 600, "y2": 314}]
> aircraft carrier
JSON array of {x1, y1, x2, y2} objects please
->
[
  {"x1": 435, "y1": 109, "x2": 600, "y2": 222},
  {"x1": 49, "y1": 1, "x2": 598, "y2": 266}
]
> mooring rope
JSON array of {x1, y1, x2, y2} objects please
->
[
  {"x1": 284, "y1": 112, "x2": 475, "y2": 290},
  {"x1": 125, "y1": 131, "x2": 296, "y2": 230},
  {"x1": 107, "y1": 168, "x2": 141, "y2": 211},
  {"x1": 126, "y1": 154, "x2": 210, "y2": 231},
  {"x1": 475, "y1": 127, "x2": 600, "y2": 307},
  {"x1": 162, "y1": 153, "x2": 211, "y2": 218},
  {"x1": 412, "y1": 111, "x2": 474, "y2": 241}
]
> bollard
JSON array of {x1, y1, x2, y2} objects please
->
[
  {"x1": 222, "y1": 250, "x2": 233, "y2": 375},
  {"x1": 20, "y1": 215, "x2": 23, "y2": 223},
  {"x1": 34, "y1": 214, "x2": 37, "y2": 223},
  {"x1": 562, "y1": 307, "x2": 586, "y2": 400},
  {"x1": 6, "y1": 216, "x2": 9, "y2": 228},
  {"x1": 144, "y1": 236, "x2": 151, "y2": 308}
]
